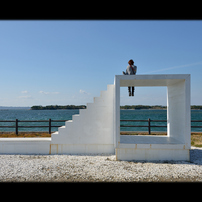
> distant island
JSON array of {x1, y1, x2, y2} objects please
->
[
  {"x1": 120, "y1": 105, "x2": 167, "y2": 110},
  {"x1": 191, "y1": 105, "x2": 202, "y2": 110},
  {"x1": 31, "y1": 105, "x2": 86, "y2": 110},
  {"x1": 120, "y1": 105, "x2": 202, "y2": 110},
  {"x1": 30, "y1": 105, "x2": 202, "y2": 110}
]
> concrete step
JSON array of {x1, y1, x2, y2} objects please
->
[
  {"x1": 72, "y1": 114, "x2": 80, "y2": 122},
  {"x1": 51, "y1": 131, "x2": 59, "y2": 140},
  {"x1": 79, "y1": 109, "x2": 87, "y2": 117},
  {"x1": 58, "y1": 125, "x2": 66, "y2": 133},
  {"x1": 52, "y1": 131, "x2": 58, "y2": 135},
  {"x1": 65, "y1": 120, "x2": 73, "y2": 128},
  {"x1": 107, "y1": 84, "x2": 114, "y2": 91},
  {"x1": 93, "y1": 97, "x2": 100, "y2": 103},
  {"x1": 86, "y1": 103, "x2": 94, "y2": 110},
  {"x1": 64, "y1": 120, "x2": 73, "y2": 134}
]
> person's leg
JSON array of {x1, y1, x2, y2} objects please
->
[
  {"x1": 128, "y1": 86, "x2": 131, "y2": 96},
  {"x1": 132, "y1": 86, "x2": 134, "y2": 96}
]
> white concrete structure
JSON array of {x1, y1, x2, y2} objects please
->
[
  {"x1": 115, "y1": 74, "x2": 191, "y2": 161},
  {"x1": 0, "y1": 138, "x2": 51, "y2": 154},
  {"x1": 0, "y1": 74, "x2": 191, "y2": 161},
  {"x1": 50, "y1": 84, "x2": 115, "y2": 154}
]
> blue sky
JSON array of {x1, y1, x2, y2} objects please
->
[{"x1": 0, "y1": 20, "x2": 202, "y2": 106}]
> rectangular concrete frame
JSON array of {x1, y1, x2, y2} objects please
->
[{"x1": 114, "y1": 74, "x2": 191, "y2": 161}]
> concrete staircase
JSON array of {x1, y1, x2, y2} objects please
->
[{"x1": 50, "y1": 84, "x2": 115, "y2": 154}]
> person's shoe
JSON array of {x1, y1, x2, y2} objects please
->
[
  {"x1": 132, "y1": 92, "x2": 134, "y2": 96},
  {"x1": 129, "y1": 92, "x2": 131, "y2": 96}
]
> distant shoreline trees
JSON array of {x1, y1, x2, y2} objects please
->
[
  {"x1": 31, "y1": 105, "x2": 202, "y2": 110},
  {"x1": 191, "y1": 105, "x2": 202, "y2": 110},
  {"x1": 120, "y1": 105, "x2": 167, "y2": 110},
  {"x1": 31, "y1": 105, "x2": 86, "y2": 110}
]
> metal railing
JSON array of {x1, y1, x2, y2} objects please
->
[
  {"x1": 0, "y1": 119, "x2": 68, "y2": 135},
  {"x1": 120, "y1": 119, "x2": 202, "y2": 134},
  {"x1": 0, "y1": 119, "x2": 201, "y2": 135}
]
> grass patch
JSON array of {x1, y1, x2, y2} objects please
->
[
  {"x1": 190, "y1": 133, "x2": 202, "y2": 147},
  {"x1": 0, "y1": 132, "x2": 51, "y2": 138},
  {"x1": 120, "y1": 131, "x2": 167, "y2": 136}
]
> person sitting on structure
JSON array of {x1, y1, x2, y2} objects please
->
[{"x1": 123, "y1": 59, "x2": 137, "y2": 96}]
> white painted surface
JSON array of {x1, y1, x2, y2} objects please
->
[
  {"x1": 116, "y1": 148, "x2": 190, "y2": 161},
  {"x1": 115, "y1": 74, "x2": 191, "y2": 161},
  {"x1": 167, "y1": 75, "x2": 191, "y2": 149},
  {"x1": 120, "y1": 135, "x2": 183, "y2": 144},
  {"x1": 0, "y1": 138, "x2": 51, "y2": 154},
  {"x1": 50, "y1": 144, "x2": 114, "y2": 154},
  {"x1": 119, "y1": 74, "x2": 187, "y2": 87},
  {"x1": 51, "y1": 84, "x2": 115, "y2": 154}
]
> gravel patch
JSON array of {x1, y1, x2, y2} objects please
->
[{"x1": 0, "y1": 147, "x2": 202, "y2": 182}]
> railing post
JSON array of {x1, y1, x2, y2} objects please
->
[
  {"x1": 49, "y1": 119, "x2": 51, "y2": 134},
  {"x1": 16, "y1": 119, "x2": 18, "y2": 135},
  {"x1": 148, "y1": 118, "x2": 151, "y2": 135}
]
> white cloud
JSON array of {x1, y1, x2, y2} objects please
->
[
  {"x1": 39, "y1": 91, "x2": 59, "y2": 95},
  {"x1": 79, "y1": 89, "x2": 90, "y2": 95},
  {"x1": 21, "y1": 90, "x2": 28, "y2": 94},
  {"x1": 19, "y1": 91, "x2": 32, "y2": 99},
  {"x1": 18, "y1": 95, "x2": 32, "y2": 99},
  {"x1": 147, "y1": 61, "x2": 202, "y2": 73}
]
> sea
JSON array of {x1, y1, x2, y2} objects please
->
[{"x1": 0, "y1": 108, "x2": 201, "y2": 133}]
